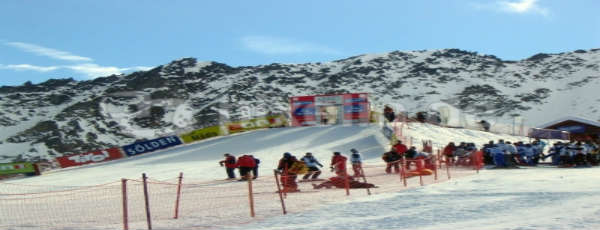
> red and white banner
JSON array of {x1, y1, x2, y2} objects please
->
[
  {"x1": 290, "y1": 93, "x2": 369, "y2": 126},
  {"x1": 57, "y1": 147, "x2": 124, "y2": 168}
]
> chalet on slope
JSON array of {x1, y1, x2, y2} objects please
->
[{"x1": 537, "y1": 116, "x2": 600, "y2": 141}]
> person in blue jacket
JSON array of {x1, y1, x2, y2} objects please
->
[
  {"x1": 300, "y1": 152, "x2": 324, "y2": 180},
  {"x1": 490, "y1": 145, "x2": 506, "y2": 168}
]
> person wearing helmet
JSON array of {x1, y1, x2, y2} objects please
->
[
  {"x1": 277, "y1": 152, "x2": 300, "y2": 192},
  {"x1": 300, "y1": 152, "x2": 324, "y2": 181},
  {"x1": 350, "y1": 149, "x2": 363, "y2": 177}
]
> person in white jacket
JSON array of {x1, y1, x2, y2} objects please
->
[{"x1": 350, "y1": 148, "x2": 363, "y2": 177}]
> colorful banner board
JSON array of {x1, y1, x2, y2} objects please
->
[
  {"x1": 180, "y1": 125, "x2": 223, "y2": 144},
  {"x1": 122, "y1": 136, "x2": 183, "y2": 156},
  {"x1": 290, "y1": 93, "x2": 370, "y2": 126},
  {"x1": 0, "y1": 162, "x2": 35, "y2": 175},
  {"x1": 56, "y1": 147, "x2": 124, "y2": 168},
  {"x1": 227, "y1": 115, "x2": 287, "y2": 134}
]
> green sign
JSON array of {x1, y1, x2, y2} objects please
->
[{"x1": 0, "y1": 162, "x2": 35, "y2": 175}]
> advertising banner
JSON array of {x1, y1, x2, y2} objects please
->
[
  {"x1": 343, "y1": 93, "x2": 370, "y2": 123},
  {"x1": 0, "y1": 162, "x2": 35, "y2": 175},
  {"x1": 180, "y1": 125, "x2": 223, "y2": 144},
  {"x1": 56, "y1": 147, "x2": 124, "y2": 168},
  {"x1": 227, "y1": 115, "x2": 288, "y2": 134},
  {"x1": 266, "y1": 115, "x2": 287, "y2": 127},
  {"x1": 122, "y1": 136, "x2": 183, "y2": 156},
  {"x1": 290, "y1": 93, "x2": 370, "y2": 126},
  {"x1": 290, "y1": 96, "x2": 316, "y2": 126}
]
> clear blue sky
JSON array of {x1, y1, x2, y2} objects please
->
[{"x1": 0, "y1": 0, "x2": 598, "y2": 86}]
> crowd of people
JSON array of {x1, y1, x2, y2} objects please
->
[
  {"x1": 541, "y1": 140, "x2": 599, "y2": 167},
  {"x1": 440, "y1": 138, "x2": 600, "y2": 169},
  {"x1": 219, "y1": 149, "x2": 373, "y2": 193},
  {"x1": 218, "y1": 136, "x2": 600, "y2": 194},
  {"x1": 381, "y1": 140, "x2": 436, "y2": 175}
]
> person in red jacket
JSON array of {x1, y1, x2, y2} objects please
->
[
  {"x1": 219, "y1": 153, "x2": 237, "y2": 179},
  {"x1": 393, "y1": 141, "x2": 408, "y2": 157},
  {"x1": 330, "y1": 152, "x2": 347, "y2": 177},
  {"x1": 443, "y1": 142, "x2": 457, "y2": 165},
  {"x1": 237, "y1": 155, "x2": 257, "y2": 181}
]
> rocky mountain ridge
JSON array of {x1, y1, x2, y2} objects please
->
[{"x1": 1, "y1": 48, "x2": 599, "y2": 162}]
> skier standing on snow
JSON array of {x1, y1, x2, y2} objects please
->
[
  {"x1": 237, "y1": 154, "x2": 257, "y2": 181},
  {"x1": 350, "y1": 148, "x2": 363, "y2": 177},
  {"x1": 330, "y1": 152, "x2": 348, "y2": 177},
  {"x1": 219, "y1": 153, "x2": 237, "y2": 180},
  {"x1": 300, "y1": 152, "x2": 323, "y2": 180}
]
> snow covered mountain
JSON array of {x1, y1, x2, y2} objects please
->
[{"x1": 0, "y1": 48, "x2": 599, "y2": 162}]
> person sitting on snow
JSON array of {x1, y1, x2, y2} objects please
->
[{"x1": 311, "y1": 175, "x2": 376, "y2": 189}]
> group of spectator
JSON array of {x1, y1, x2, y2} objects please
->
[
  {"x1": 544, "y1": 140, "x2": 599, "y2": 167},
  {"x1": 480, "y1": 139, "x2": 546, "y2": 168},
  {"x1": 381, "y1": 141, "x2": 434, "y2": 173},
  {"x1": 219, "y1": 153, "x2": 260, "y2": 181},
  {"x1": 442, "y1": 142, "x2": 479, "y2": 166},
  {"x1": 442, "y1": 138, "x2": 600, "y2": 169}
]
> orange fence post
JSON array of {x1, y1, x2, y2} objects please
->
[
  {"x1": 273, "y1": 170, "x2": 287, "y2": 214},
  {"x1": 142, "y1": 173, "x2": 152, "y2": 230},
  {"x1": 121, "y1": 179, "x2": 128, "y2": 230},
  {"x1": 173, "y1": 172, "x2": 183, "y2": 219},
  {"x1": 247, "y1": 173, "x2": 255, "y2": 217}
]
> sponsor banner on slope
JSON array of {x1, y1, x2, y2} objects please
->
[
  {"x1": 227, "y1": 115, "x2": 287, "y2": 134},
  {"x1": 180, "y1": 125, "x2": 223, "y2": 144},
  {"x1": 0, "y1": 162, "x2": 35, "y2": 175},
  {"x1": 56, "y1": 147, "x2": 124, "y2": 168},
  {"x1": 122, "y1": 136, "x2": 183, "y2": 156}
]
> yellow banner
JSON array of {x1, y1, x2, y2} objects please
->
[{"x1": 179, "y1": 125, "x2": 223, "y2": 144}]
